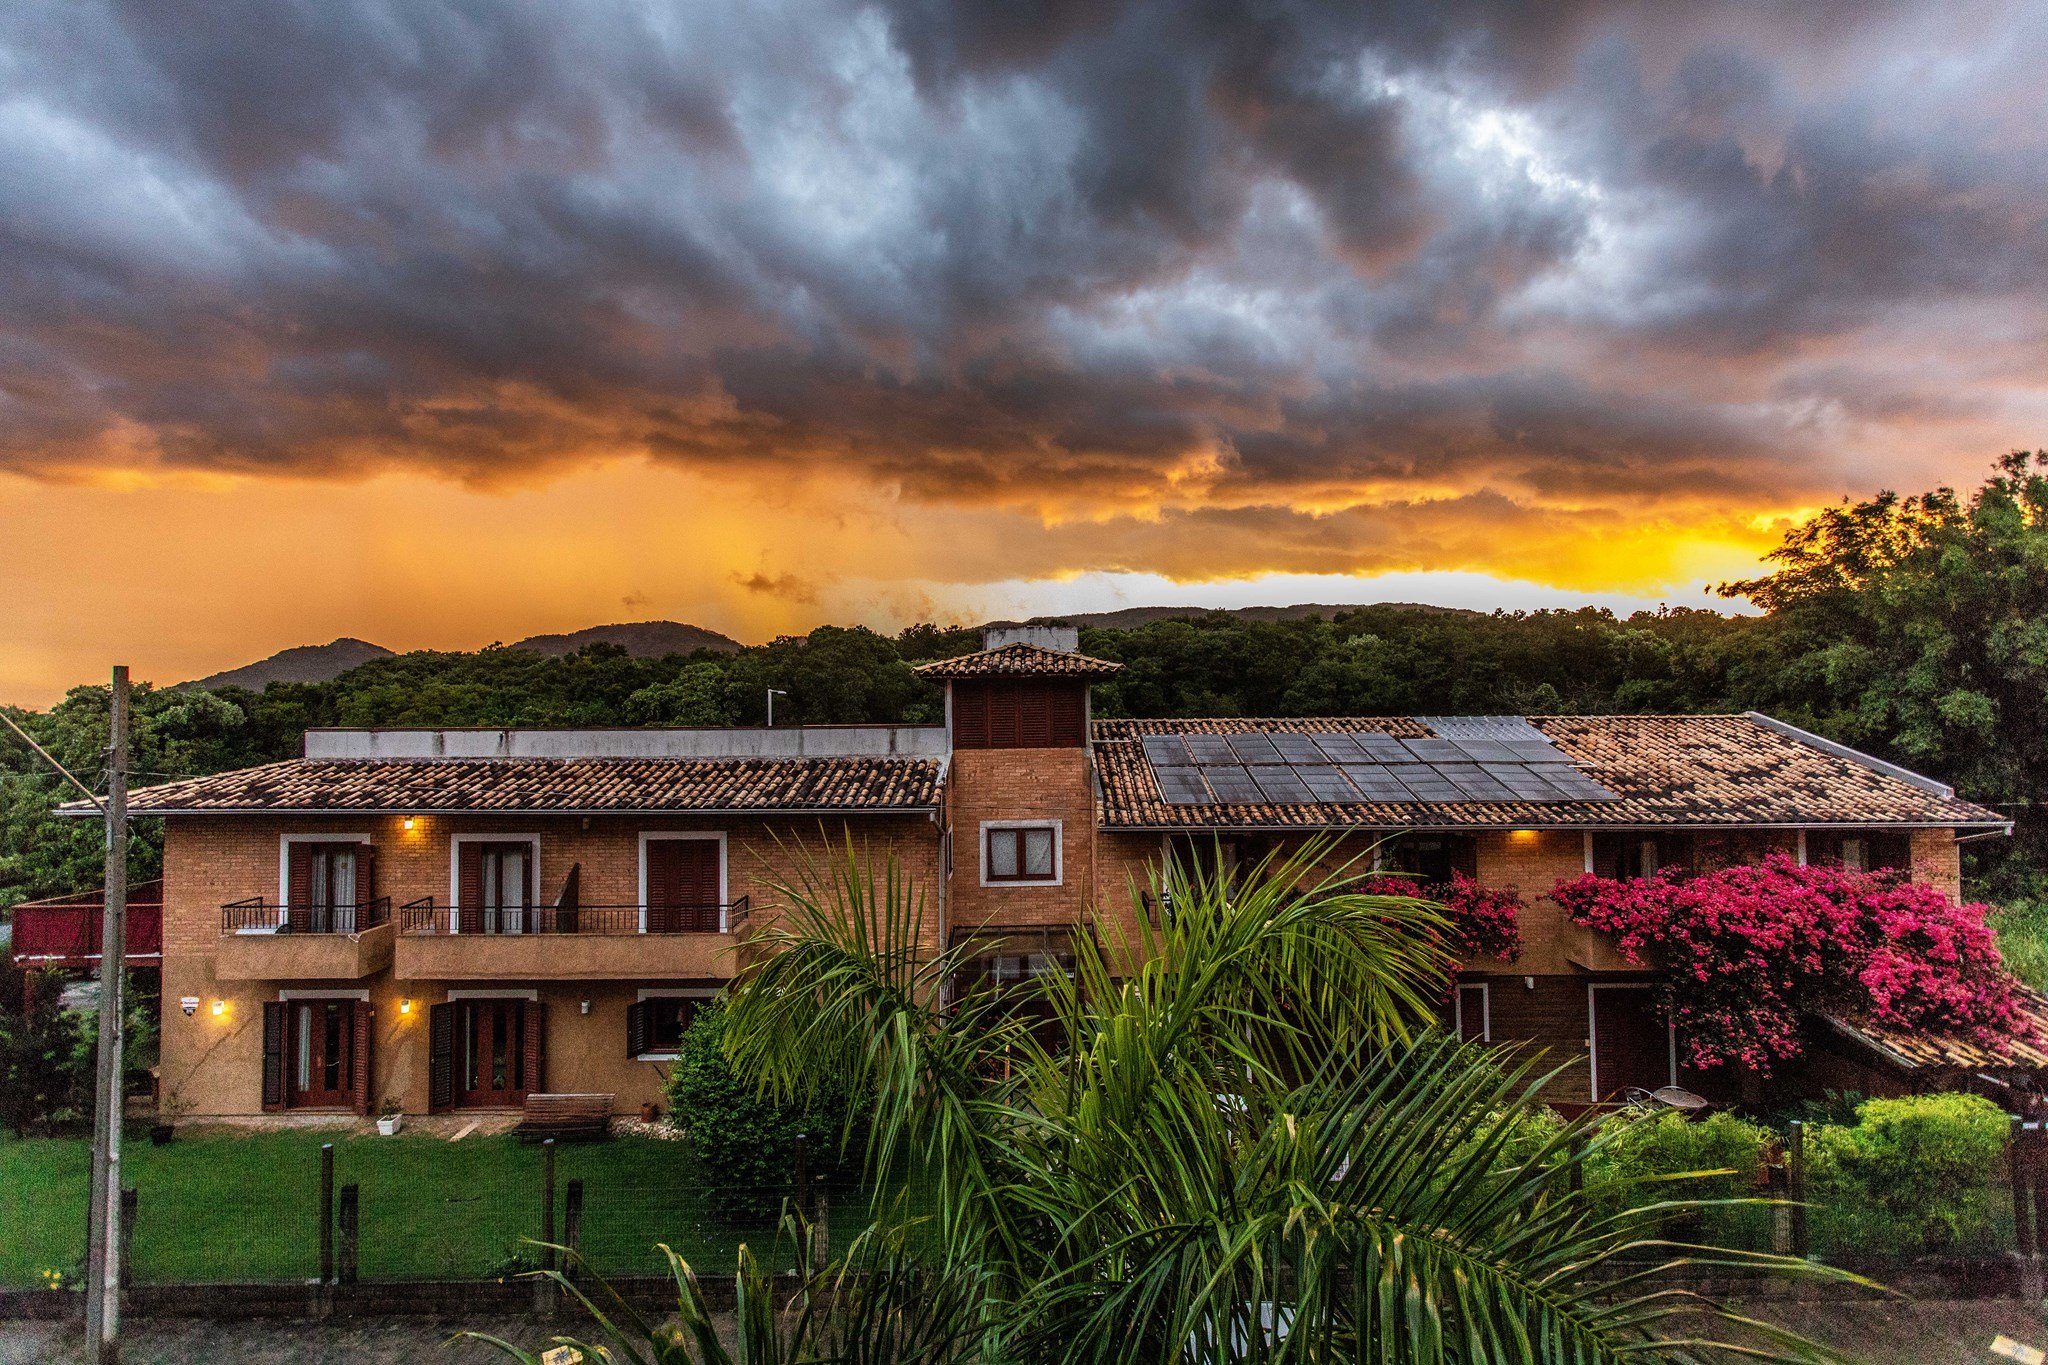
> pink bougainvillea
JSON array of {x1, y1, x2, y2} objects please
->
[
  {"x1": 1353, "y1": 872, "x2": 1523, "y2": 964},
  {"x1": 1552, "y1": 855, "x2": 2033, "y2": 1074}
]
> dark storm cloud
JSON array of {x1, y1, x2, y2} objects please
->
[{"x1": 1, "y1": 0, "x2": 2044, "y2": 530}]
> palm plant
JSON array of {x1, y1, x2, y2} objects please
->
[
  {"x1": 472, "y1": 836, "x2": 1846, "y2": 1362},
  {"x1": 713, "y1": 836, "x2": 1846, "y2": 1362}
]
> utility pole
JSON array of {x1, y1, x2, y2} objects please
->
[{"x1": 84, "y1": 666, "x2": 128, "y2": 1364}]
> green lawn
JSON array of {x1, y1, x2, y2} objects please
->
[{"x1": 0, "y1": 1129, "x2": 835, "y2": 1286}]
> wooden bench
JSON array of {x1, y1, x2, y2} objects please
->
[{"x1": 513, "y1": 1092, "x2": 615, "y2": 1143}]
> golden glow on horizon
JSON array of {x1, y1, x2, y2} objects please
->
[{"x1": 0, "y1": 457, "x2": 1799, "y2": 707}]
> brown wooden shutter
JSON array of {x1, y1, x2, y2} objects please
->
[
  {"x1": 953, "y1": 683, "x2": 988, "y2": 748},
  {"x1": 1050, "y1": 685, "x2": 1085, "y2": 746},
  {"x1": 287, "y1": 843, "x2": 313, "y2": 931},
  {"x1": 457, "y1": 843, "x2": 483, "y2": 934},
  {"x1": 523, "y1": 1000, "x2": 545, "y2": 1096},
  {"x1": 428, "y1": 1002, "x2": 455, "y2": 1113},
  {"x1": 626, "y1": 1000, "x2": 648, "y2": 1058},
  {"x1": 350, "y1": 1001, "x2": 372, "y2": 1115},
  {"x1": 261, "y1": 1002, "x2": 286, "y2": 1112},
  {"x1": 646, "y1": 841, "x2": 677, "y2": 934}
]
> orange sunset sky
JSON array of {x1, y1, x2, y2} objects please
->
[{"x1": 3, "y1": 2, "x2": 2045, "y2": 706}]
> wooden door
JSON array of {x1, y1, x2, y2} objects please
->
[
  {"x1": 286, "y1": 999, "x2": 357, "y2": 1109},
  {"x1": 646, "y1": 839, "x2": 721, "y2": 932},
  {"x1": 1455, "y1": 984, "x2": 1489, "y2": 1042},
  {"x1": 458, "y1": 999, "x2": 531, "y2": 1107},
  {"x1": 1590, "y1": 987, "x2": 1672, "y2": 1101}
]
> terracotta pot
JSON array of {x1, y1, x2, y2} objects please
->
[{"x1": 639, "y1": 1102, "x2": 659, "y2": 1123}]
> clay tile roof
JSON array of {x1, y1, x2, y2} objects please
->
[
  {"x1": 77, "y1": 756, "x2": 943, "y2": 816},
  {"x1": 1824, "y1": 989, "x2": 2048, "y2": 1073},
  {"x1": 913, "y1": 643, "x2": 1122, "y2": 680},
  {"x1": 1092, "y1": 713, "x2": 2007, "y2": 830}
]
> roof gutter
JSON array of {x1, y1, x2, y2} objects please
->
[
  {"x1": 1100, "y1": 818, "x2": 2013, "y2": 835},
  {"x1": 58, "y1": 804, "x2": 942, "y2": 820}
]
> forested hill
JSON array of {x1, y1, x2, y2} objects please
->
[{"x1": 4, "y1": 455, "x2": 2045, "y2": 910}]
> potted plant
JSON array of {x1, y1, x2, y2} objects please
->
[
  {"x1": 149, "y1": 1091, "x2": 190, "y2": 1146},
  {"x1": 376, "y1": 1097, "x2": 403, "y2": 1136},
  {"x1": 640, "y1": 1100, "x2": 660, "y2": 1123}
]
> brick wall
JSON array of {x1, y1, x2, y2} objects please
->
[
  {"x1": 159, "y1": 812, "x2": 942, "y2": 1117},
  {"x1": 944, "y1": 748, "x2": 1099, "y2": 933}
]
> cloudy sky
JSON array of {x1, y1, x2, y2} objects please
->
[{"x1": 3, "y1": 0, "x2": 2045, "y2": 702}]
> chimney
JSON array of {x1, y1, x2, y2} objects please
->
[{"x1": 983, "y1": 625, "x2": 1079, "y2": 653}]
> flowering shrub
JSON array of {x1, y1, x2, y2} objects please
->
[
  {"x1": 1553, "y1": 855, "x2": 2032, "y2": 1073},
  {"x1": 1352, "y1": 872, "x2": 1522, "y2": 963}
]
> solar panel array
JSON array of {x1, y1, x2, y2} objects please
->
[{"x1": 1140, "y1": 719, "x2": 1617, "y2": 807}]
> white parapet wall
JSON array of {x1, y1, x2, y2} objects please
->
[{"x1": 304, "y1": 725, "x2": 953, "y2": 761}]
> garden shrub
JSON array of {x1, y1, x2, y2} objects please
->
[
  {"x1": 1350, "y1": 872, "x2": 1523, "y2": 962},
  {"x1": 0, "y1": 970, "x2": 95, "y2": 1136},
  {"x1": 1805, "y1": 1091, "x2": 2009, "y2": 1254},
  {"x1": 1584, "y1": 1110, "x2": 1771, "y2": 1235},
  {"x1": 664, "y1": 1001, "x2": 851, "y2": 1223}
]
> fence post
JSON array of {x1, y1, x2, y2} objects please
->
[
  {"x1": 537, "y1": 1139, "x2": 558, "y2": 1315},
  {"x1": 563, "y1": 1179, "x2": 585, "y2": 1285},
  {"x1": 337, "y1": 1184, "x2": 359, "y2": 1287},
  {"x1": 793, "y1": 1133, "x2": 813, "y2": 1271},
  {"x1": 2009, "y1": 1118, "x2": 2035, "y2": 1258},
  {"x1": 1767, "y1": 1162, "x2": 1790, "y2": 1257},
  {"x1": 813, "y1": 1185, "x2": 829, "y2": 1274},
  {"x1": 319, "y1": 1143, "x2": 336, "y2": 1286},
  {"x1": 1785, "y1": 1120, "x2": 1808, "y2": 1260},
  {"x1": 117, "y1": 1188, "x2": 137, "y2": 1290},
  {"x1": 2023, "y1": 1122, "x2": 2046, "y2": 1303}
]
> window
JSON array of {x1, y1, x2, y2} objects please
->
[
  {"x1": 1454, "y1": 983, "x2": 1489, "y2": 1042},
  {"x1": 984, "y1": 823, "x2": 1060, "y2": 885},
  {"x1": 1589, "y1": 832, "x2": 1691, "y2": 880},
  {"x1": 952, "y1": 680, "x2": 1087, "y2": 748},
  {"x1": 628, "y1": 994, "x2": 707, "y2": 1059},
  {"x1": 1807, "y1": 829, "x2": 1908, "y2": 873},
  {"x1": 453, "y1": 836, "x2": 541, "y2": 934},
  {"x1": 1376, "y1": 834, "x2": 1476, "y2": 883}
]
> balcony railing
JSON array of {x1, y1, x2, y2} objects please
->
[
  {"x1": 220, "y1": 897, "x2": 392, "y2": 935},
  {"x1": 397, "y1": 898, "x2": 750, "y2": 936}
]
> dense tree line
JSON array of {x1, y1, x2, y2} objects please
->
[{"x1": 3, "y1": 455, "x2": 2043, "y2": 909}]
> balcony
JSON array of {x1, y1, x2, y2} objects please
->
[
  {"x1": 213, "y1": 898, "x2": 394, "y2": 982},
  {"x1": 393, "y1": 899, "x2": 751, "y2": 981},
  {"x1": 10, "y1": 883, "x2": 163, "y2": 969}
]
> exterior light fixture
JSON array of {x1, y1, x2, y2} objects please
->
[
  {"x1": 399, "y1": 998, "x2": 413, "y2": 1015},
  {"x1": 179, "y1": 996, "x2": 199, "y2": 1016},
  {"x1": 402, "y1": 816, "x2": 417, "y2": 831},
  {"x1": 210, "y1": 999, "x2": 226, "y2": 1017},
  {"x1": 580, "y1": 998, "x2": 592, "y2": 1015}
]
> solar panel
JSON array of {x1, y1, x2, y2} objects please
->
[
  {"x1": 1298, "y1": 767, "x2": 1362, "y2": 801},
  {"x1": 1249, "y1": 766, "x2": 1316, "y2": 803},
  {"x1": 1310, "y1": 733, "x2": 1367, "y2": 761},
  {"x1": 1270, "y1": 733, "x2": 1328, "y2": 764},
  {"x1": 1203, "y1": 765, "x2": 1265, "y2": 802},
  {"x1": 1131, "y1": 721, "x2": 1618, "y2": 808},
  {"x1": 1340, "y1": 764, "x2": 1416, "y2": 801},
  {"x1": 1227, "y1": 733, "x2": 1286, "y2": 765},
  {"x1": 1152, "y1": 767, "x2": 1213, "y2": 805},
  {"x1": 1141, "y1": 735, "x2": 1191, "y2": 767}
]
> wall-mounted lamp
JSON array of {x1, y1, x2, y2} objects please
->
[
  {"x1": 399, "y1": 998, "x2": 413, "y2": 1015},
  {"x1": 1523, "y1": 976, "x2": 1536, "y2": 991},
  {"x1": 210, "y1": 999, "x2": 227, "y2": 1017},
  {"x1": 402, "y1": 816, "x2": 417, "y2": 831},
  {"x1": 179, "y1": 996, "x2": 199, "y2": 1017},
  {"x1": 579, "y1": 998, "x2": 592, "y2": 1015},
  {"x1": 1509, "y1": 829, "x2": 1538, "y2": 843}
]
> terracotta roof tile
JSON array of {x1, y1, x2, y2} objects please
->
[
  {"x1": 914, "y1": 643, "x2": 1122, "y2": 679},
  {"x1": 1092, "y1": 714, "x2": 2005, "y2": 829},
  {"x1": 88, "y1": 757, "x2": 943, "y2": 816},
  {"x1": 1824, "y1": 988, "x2": 2048, "y2": 1072}
]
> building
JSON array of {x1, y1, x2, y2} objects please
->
[{"x1": 56, "y1": 627, "x2": 2014, "y2": 1119}]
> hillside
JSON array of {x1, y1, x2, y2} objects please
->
[
  {"x1": 188, "y1": 638, "x2": 394, "y2": 691},
  {"x1": 509, "y1": 621, "x2": 741, "y2": 657}
]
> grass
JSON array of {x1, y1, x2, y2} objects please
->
[
  {"x1": 1989, "y1": 897, "x2": 2048, "y2": 992},
  {"x1": 0, "y1": 1127, "x2": 850, "y2": 1286}
]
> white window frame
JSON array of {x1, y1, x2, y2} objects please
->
[
  {"x1": 277, "y1": 988, "x2": 371, "y2": 1002},
  {"x1": 979, "y1": 819, "x2": 1063, "y2": 888},
  {"x1": 637, "y1": 832, "x2": 731, "y2": 933},
  {"x1": 633, "y1": 986, "x2": 720, "y2": 1061},
  {"x1": 1455, "y1": 981, "x2": 1491, "y2": 1043},
  {"x1": 274, "y1": 833, "x2": 373, "y2": 932},
  {"x1": 1586, "y1": 982, "x2": 1677, "y2": 1102},
  {"x1": 446, "y1": 987, "x2": 540, "y2": 1001},
  {"x1": 447, "y1": 833, "x2": 543, "y2": 934}
]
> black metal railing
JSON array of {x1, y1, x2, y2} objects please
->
[
  {"x1": 396, "y1": 898, "x2": 748, "y2": 936},
  {"x1": 221, "y1": 897, "x2": 391, "y2": 935}
]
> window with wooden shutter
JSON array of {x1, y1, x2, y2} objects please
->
[
  {"x1": 952, "y1": 680, "x2": 1088, "y2": 749},
  {"x1": 261, "y1": 1002, "x2": 286, "y2": 1112},
  {"x1": 350, "y1": 1001, "x2": 372, "y2": 1116},
  {"x1": 287, "y1": 846, "x2": 313, "y2": 920},
  {"x1": 428, "y1": 1002, "x2": 455, "y2": 1113}
]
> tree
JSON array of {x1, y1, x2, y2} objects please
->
[{"x1": 0, "y1": 970, "x2": 95, "y2": 1136}]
